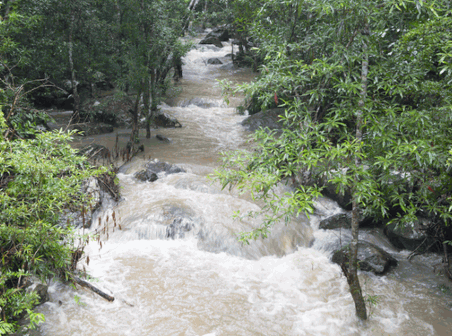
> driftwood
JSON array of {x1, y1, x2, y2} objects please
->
[{"x1": 74, "y1": 276, "x2": 115, "y2": 302}]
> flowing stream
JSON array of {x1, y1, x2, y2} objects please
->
[{"x1": 36, "y1": 34, "x2": 452, "y2": 336}]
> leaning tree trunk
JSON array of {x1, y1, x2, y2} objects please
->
[
  {"x1": 346, "y1": 25, "x2": 370, "y2": 321},
  {"x1": 69, "y1": 11, "x2": 81, "y2": 124}
]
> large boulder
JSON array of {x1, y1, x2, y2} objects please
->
[
  {"x1": 199, "y1": 35, "x2": 223, "y2": 48},
  {"x1": 332, "y1": 241, "x2": 398, "y2": 275},
  {"x1": 155, "y1": 111, "x2": 182, "y2": 128},
  {"x1": 135, "y1": 160, "x2": 185, "y2": 182},
  {"x1": 241, "y1": 108, "x2": 286, "y2": 132},
  {"x1": 384, "y1": 217, "x2": 434, "y2": 251}
]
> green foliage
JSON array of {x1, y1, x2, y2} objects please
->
[
  {"x1": 364, "y1": 293, "x2": 379, "y2": 317},
  {"x1": 0, "y1": 127, "x2": 106, "y2": 332},
  {"x1": 215, "y1": 0, "x2": 452, "y2": 243}
]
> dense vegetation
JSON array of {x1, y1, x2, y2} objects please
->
[{"x1": 213, "y1": 0, "x2": 452, "y2": 319}]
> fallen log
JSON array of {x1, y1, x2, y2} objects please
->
[{"x1": 74, "y1": 276, "x2": 115, "y2": 302}]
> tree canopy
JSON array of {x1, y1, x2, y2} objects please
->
[{"x1": 215, "y1": 0, "x2": 452, "y2": 319}]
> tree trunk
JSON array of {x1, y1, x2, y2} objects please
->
[
  {"x1": 145, "y1": 71, "x2": 157, "y2": 139},
  {"x1": 143, "y1": 77, "x2": 151, "y2": 139},
  {"x1": 130, "y1": 89, "x2": 141, "y2": 142},
  {"x1": 347, "y1": 25, "x2": 370, "y2": 321},
  {"x1": 69, "y1": 11, "x2": 80, "y2": 124}
]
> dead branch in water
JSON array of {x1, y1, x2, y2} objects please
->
[{"x1": 74, "y1": 276, "x2": 115, "y2": 302}]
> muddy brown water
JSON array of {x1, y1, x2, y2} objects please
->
[{"x1": 36, "y1": 34, "x2": 452, "y2": 336}]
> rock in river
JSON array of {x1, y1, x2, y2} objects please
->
[{"x1": 135, "y1": 160, "x2": 185, "y2": 182}]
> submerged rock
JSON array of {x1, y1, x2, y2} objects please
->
[
  {"x1": 156, "y1": 134, "x2": 171, "y2": 142},
  {"x1": 207, "y1": 58, "x2": 223, "y2": 65},
  {"x1": 166, "y1": 217, "x2": 194, "y2": 239},
  {"x1": 180, "y1": 97, "x2": 222, "y2": 108},
  {"x1": 332, "y1": 241, "x2": 398, "y2": 275}
]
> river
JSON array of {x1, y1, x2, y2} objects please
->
[{"x1": 36, "y1": 34, "x2": 452, "y2": 336}]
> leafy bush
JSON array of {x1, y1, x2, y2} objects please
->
[{"x1": 0, "y1": 110, "x2": 106, "y2": 333}]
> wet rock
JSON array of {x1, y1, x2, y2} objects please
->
[
  {"x1": 146, "y1": 160, "x2": 185, "y2": 175},
  {"x1": 155, "y1": 111, "x2": 182, "y2": 128},
  {"x1": 332, "y1": 241, "x2": 398, "y2": 275},
  {"x1": 241, "y1": 108, "x2": 286, "y2": 132},
  {"x1": 319, "y1": 213, "x2": 352, "y2": 230},
  {"x1": 206, "y1": 24, "x2": 232, "y2": 42},
  {"x1": 156, "y1": 134, "x2": 170, "y2": 142},
  {"x1": 35, "y1": 284, "x2": 50, "y2": 305},
  {"x1": 26, "y1": 282, "x2": 49, "y2": 305},
  {"x1": 135, "y1": 160, "x2": 185, "y2": 182},
  {"x1": 134, "y1": 170, "x2": 158, "y2": 182},
  {"x1": 207, "y1": 58, "x2": 223, "y2": 65},
  {"x1": 199, "y1": 35, "x2": 223, "y2": 48},
  {"x1": 384, "y1": 217, "x2": 434, "y2": 251}
]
